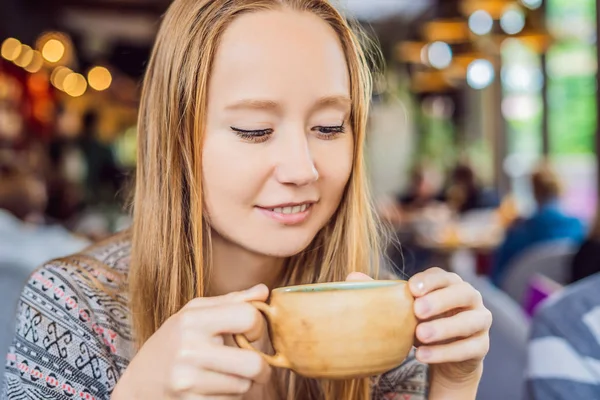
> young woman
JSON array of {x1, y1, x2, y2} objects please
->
[{"x1": 1, "y1": 0, "x2": 492, "y2": 399}]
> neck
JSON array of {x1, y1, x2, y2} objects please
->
[{"x1": 207, "y1": 230, "x2": 285, "y2": 296}]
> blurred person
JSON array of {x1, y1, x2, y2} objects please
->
[
  {"x1": 526, "y1": 272, "x2": 600, "y2": 399},
  {"x1": 2, "y1": 1, "x2": 492, "y2": 400},
  {"x1": 397, "y1": 164, "x2": 438, "y2": 213},
  {"x1": 442, "y1": 161, "x2": 499, "y2": 215},
  {"x1": 491, "y1": 162, "x2": 585, "y2": 286},
  {"x1": 377, "y1": 165, "x2": 436, "y2": 226},
  {"x1": 0, "y1": 169, "x2": 89, "y2": 270},
  {"x1": 570, "y1": 211, "x2": 600, "y2": 283}
]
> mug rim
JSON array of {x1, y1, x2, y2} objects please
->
[{"x1": 272, "y1": 279, "x2": 406, "y2": 294}]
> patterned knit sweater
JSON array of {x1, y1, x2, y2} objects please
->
[{"x1": 1, "y1": 235, "x2": 428, "y2": 399}]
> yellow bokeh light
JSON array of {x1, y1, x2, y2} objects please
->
[
  {"x1": 14, "y1": 45, "x2": 34, "y2": 67},
  {"x1": 24, "y1": 51, "x2": 44, "y2": 73},
  {"x1": 1, "y1": 38, "x2": 22, "y2": 61},
  {"x1": 87, "y1": 66, "x2": 112, "y2": 91},
  {"x1": 51, "y1": 66, "x2": 73, "y2": 91},
  {"x1": 63, "y1": 73, "x2": 87, "y2": 97},
  {"x1": 42, "y1": 39, "x2": 65, "y2": 63}
]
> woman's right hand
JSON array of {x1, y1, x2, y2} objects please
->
[{"x1": 112, "y1": 284, "x2": 272, "y2": 399}]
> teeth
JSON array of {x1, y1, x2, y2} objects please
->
[{"x1": 270, "y1": 204, "x2": 310, "y2": 214}]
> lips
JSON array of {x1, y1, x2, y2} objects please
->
[
  {"x1": 256, "y1": 202, "x2": 315, "y2": 225},
  {"x1": 267, "y1": 204, "x2": 310, "y2": 214}
]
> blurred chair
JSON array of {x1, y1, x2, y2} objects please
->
[
  {"x1": 0, "y1": 260, "x2": 33, "y2": 390},
  {"x1": 452, "y1": 250, "x2": 529, "y2": 400},
  {"x1": 500, "y1": 240, "x2": 577, "y2": 305}
]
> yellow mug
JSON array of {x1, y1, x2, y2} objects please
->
[{"x1": 234, "y1": 280, "x2": 416, "y2": 379}]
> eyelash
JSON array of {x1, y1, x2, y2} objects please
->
[{"x1": 231, "y1": 124, "x2": 346, "y2": 143}]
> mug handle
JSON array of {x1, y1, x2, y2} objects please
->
[{"x1": 233, "y1": 301, "x2": 291, "y2": 369}]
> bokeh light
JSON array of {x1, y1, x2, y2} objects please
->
[
  {"x1": 63, "y1": 73, "x2": 88, "y2": 97},
  {"x1": 51, "y1": 66, "x2": 73, "y2": 91},
  {"x1": 500, "y1": 8, "x2": 526, "y2": 35},
  {"x1": 520, "y1": 0, "x2": 542, "y2": 10},
  {"x1": 427, "y1": 41, "x2": 453, "y2": 69},
  {"x1": 1, "y1": 38, "x2": 22, "y2": 61},
  {"x1": 42, "y1": 39, "x2": 66, "y2": 63},
  {"x1": 24, "y1": 51, "x2": 44, "y2": 74},
  {"x1": 14, "y1": 45, "x2": 34, "y2": 68},
  {"x1": 87, "y1": 66, "x2": 113, "y2": 91},
  {"x1": 469, "y1": 10, "x2": 494, "y2": 36},
  {"x1": 467, "y1": 59, "x2": 495, "y2": 89}
]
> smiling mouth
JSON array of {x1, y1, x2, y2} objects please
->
[{"x1": 265, "y1": 204, "x2": 312, "y2": 214}]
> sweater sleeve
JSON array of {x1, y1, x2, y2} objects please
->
[
  {"x1": 1, "y1": 262, "x2": 122, "y2": 400},
  {"x1": 372, "y1": 348, "x2": 429, "y2": 400}
]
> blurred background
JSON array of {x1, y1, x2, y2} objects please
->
[{"x1": 1, "y1": 0, "x2": 599, "y2": 398}]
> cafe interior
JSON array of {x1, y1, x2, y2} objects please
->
[{"x1": 0, "y1": 0, "x2": 598, "y2": 398}]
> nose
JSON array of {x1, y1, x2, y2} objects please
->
[{"x1": 274, "y1": 134, "x2": 319, "y2": 186}]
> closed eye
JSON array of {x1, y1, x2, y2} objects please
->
[
  {"x1": 312, "y1": 124, "x2": 346, "y2": 139},
  {"x1": 231, "y1": 127, "x2": 273, "y2": 143}
]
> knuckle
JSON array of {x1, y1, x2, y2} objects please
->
[
  {"x1": 237, "y1": 303, "x2": 262, "y2": 330},
  {"x1": 246, "y1": 352, "x2": 267, "y2": 379},
  {"x1": 167, "y1": 364, "x2": 194, "y2": 394},
  {"x1": 448, "y1": 272, "x2": 462, "y2": 283},
  {"x1": 177, "y1": 309, "x2": 198, "y2": 331},
  {"x1": 233, "y1": 379, "x2": 252, "y2": 394},
  {"x1": 470, "y1": 286, "x2": 483, "y2": 304},
  {"x1": 430, "y1": 266, "x2": 444, "y2": 275},
  {"x1": 479, "y1": 335, "x2": 491, "y2": 356},
  {"x1": 483, "y1": 309, "x2": 493, "y2": 329},
  {"x1": 186, "y1": 297, "x2": 206, "y2": 308}
]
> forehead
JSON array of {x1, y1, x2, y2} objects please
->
[{"x1": 209, "y1": 8, "x2": 351, "y2": 106}]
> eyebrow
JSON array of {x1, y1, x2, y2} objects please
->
[{"x1": 224, "y1": 95, "x2": 352, "y2": 114}]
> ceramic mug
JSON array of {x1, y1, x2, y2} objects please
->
[{"x1": 234, "y1": 280, "x2": 416, "y2": 379}]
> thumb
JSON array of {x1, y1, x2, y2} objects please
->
[
  {"x1": 184, "y1": 284, "x2": 269, "y2": 310},
  {"x1": 235, "y1": 283, "x2": 270, "y2": 301},
  {"x1": 346, "y1": 272, "x2": 373, "y2": 282}
]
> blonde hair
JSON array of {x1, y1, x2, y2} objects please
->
[{"x1": 130, "y1": 0, "x2": 384, "y2": 398}]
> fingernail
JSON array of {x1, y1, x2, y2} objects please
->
[
  {"x1": 418, "y1": 348, "x2": 432, "y2": 361},
  {"x1": 418, "y1": 325, "x2": 434, "y2": 341},
  {"x1": 245, "y1": 284, "x2": 265, "y2": 294},
  {"x1": 412, "y1": 280, "x2": 425, "y2": 295},
  {"x1": 415, "y1": 299, "x2": 430, "y2": 317}
]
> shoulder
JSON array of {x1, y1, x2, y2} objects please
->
[
  {"x1": 527, "y1": 274, "x2": 600, "y2": 396},
  {"x1": 372, "y1": 348, "x2": 429, "y2": 400},
  {"x1": 533, "y1": 273, "x2": 600, "y2": 333}
]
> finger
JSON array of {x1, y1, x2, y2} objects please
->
[
  {"x1": 187, "y1": 344, "x2": 272, "y2": 384},
  {"x1": 345, "y1": 272, "x2": 373, "y2": 282},
  {"x1": 409, "y1": 267, "x2": 462, "y2": 297},
  {"x1": 184, "y1": 284, "x2": 269, "y2": 310},
  {"x1": 416, "y1": 331, "x2": 490, "y2": 364},
  {"x1": 181, "y1": 303, "x2": 266, "y2": 342},
  {"x1": 413, "y1": 281, "x2": 482, "y2": 319},
  {"x1": 169, "y1": 365, "x2": 252, "y2": 396},
  {"x1": 416, "y1": 309, "x2": 493, "y2": 345}
]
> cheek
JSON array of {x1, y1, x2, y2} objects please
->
[
  {"x1": 201, "y1": 136, "x2": 265, "y2": 213},
  {"x1": 313, "y1": 137, "x2": 354, "y2": 202}
]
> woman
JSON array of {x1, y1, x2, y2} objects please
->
[{"x1": 1, "y1": 1, "x2": 491, "y2": 399}]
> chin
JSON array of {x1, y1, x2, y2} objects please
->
[{"x1": 247, "y1": 234, "x2": 317, "y2": 258}]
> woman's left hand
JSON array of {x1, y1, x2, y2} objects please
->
[{"x1": 347, "y1": 267, "x2": 492, "y2": 389}]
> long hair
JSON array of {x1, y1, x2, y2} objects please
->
[{"x1": 130, "y1": 0, "x2": 384, "y2": 398}]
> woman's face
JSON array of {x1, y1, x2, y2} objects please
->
[{"x1": 203, "y1": 8, "x2": 353, "y2": 257}]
